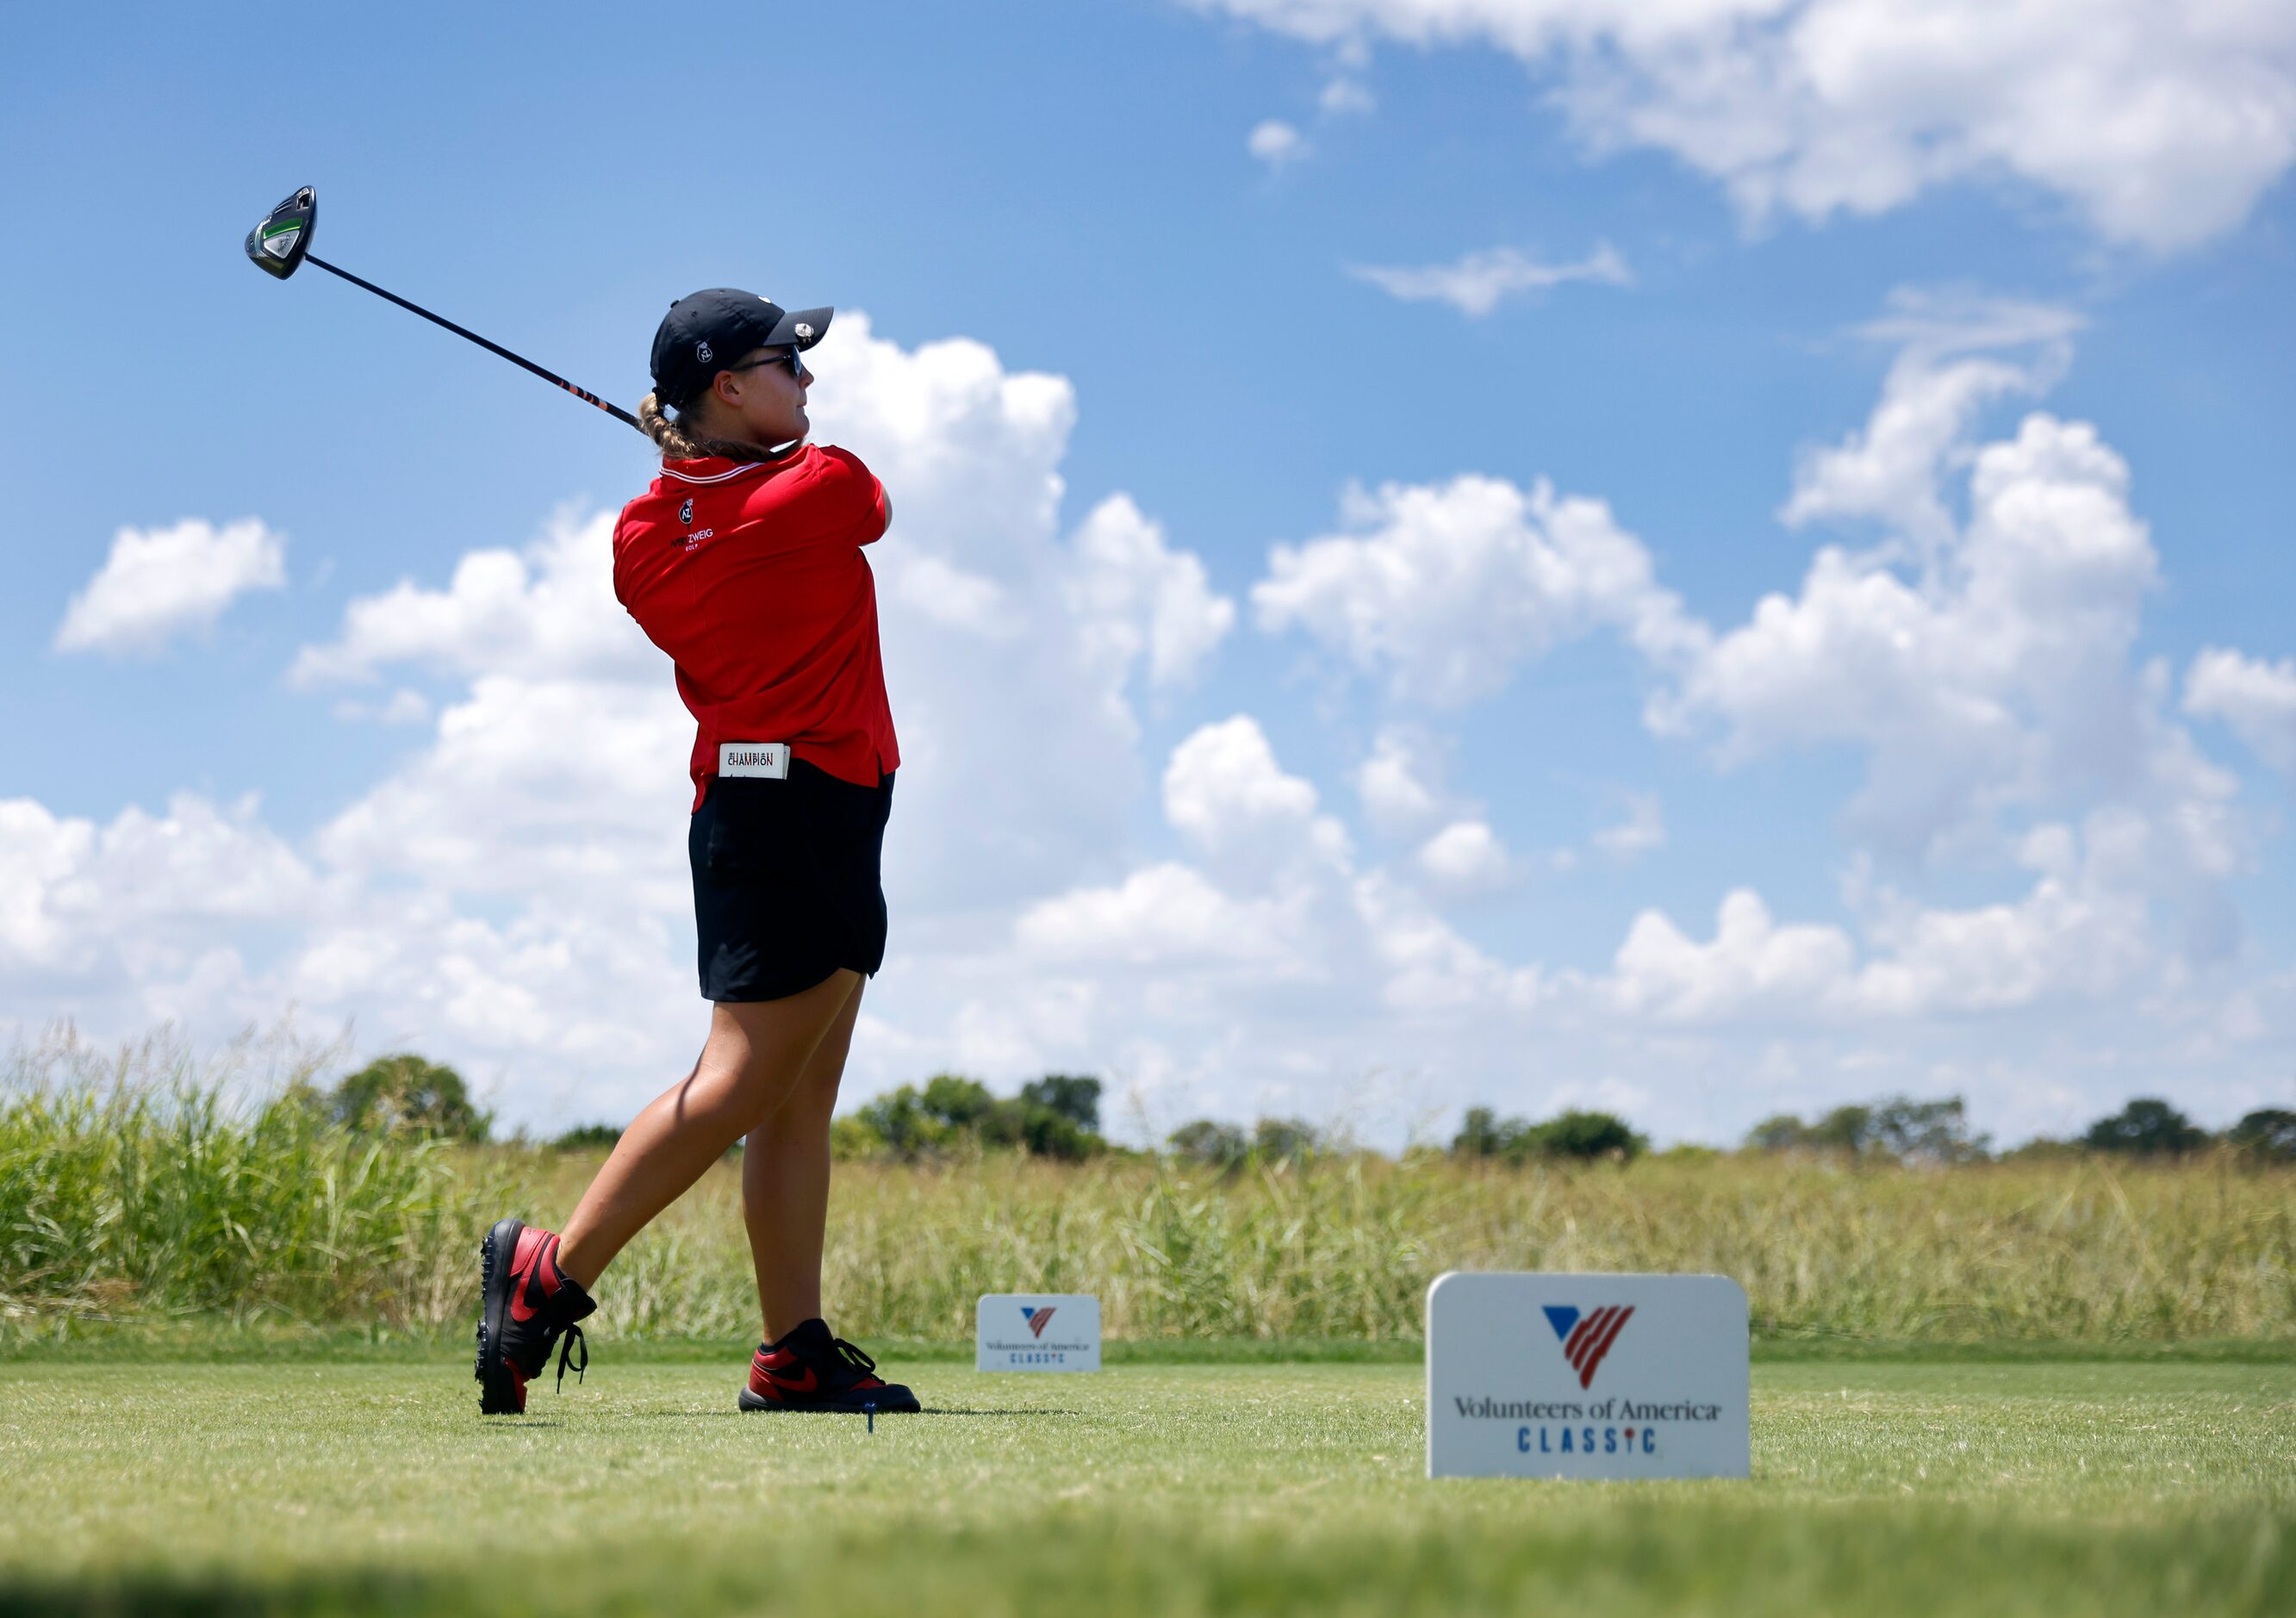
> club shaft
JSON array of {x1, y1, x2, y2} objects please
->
[{"x1": 305, "y1": 254, "x2": 642, "y2": 432}]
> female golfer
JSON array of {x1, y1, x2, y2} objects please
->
[{"x1": 475, "y1": 289, "x2": 918, "y2": 1417}]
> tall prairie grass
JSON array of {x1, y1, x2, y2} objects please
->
[
  {"x1": 0, "y1": 1030, "x2": 520, "y2": 1329},
  {"x1": 609, "y1": 1152, "x2": 2296, "y2": 1344},
  {"x1": 5, "y1": 1034, "x2": 2291, "y2": 1343}
]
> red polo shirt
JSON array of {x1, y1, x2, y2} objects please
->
[{"x1": 613, "y1": 444, "x2": 899, "y2": 807}]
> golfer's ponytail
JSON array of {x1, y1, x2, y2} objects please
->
[
  {"x1": 639, "y1": 392, "x2": 709, "y2": 460},
  {"x1": 638, "y1": 391, "x2": 799, "y2": 466}
]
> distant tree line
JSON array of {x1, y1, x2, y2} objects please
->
[
  {"x1": 834, "y1": 1073, "x2": 1109, "y2": 1161},
  {"x1": 2068, "y1": 1098, "x2": 2293, "y2": 1161},
  {"x1": 553, "y1": 1074, "x2": 1115, "y2": 1161},
  {"x1": 1450, "y1": 1106, "x2": 1649, "y2": 1162},
  {"x1": 1744, "y1": 1096, "x2": 1988, "y2": 1164},
  {"x1": 1165, "y1": 1116, "x2": 1329, "y2": 1167},
  {"x1": 1743, "y1": 1094, "x2": 2296, "y2": 1165},
  {"x1": 307, "y1": 1048, "x2": 2294, "y2": 1171}
]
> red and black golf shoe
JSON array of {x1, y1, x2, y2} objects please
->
[
  {"x1": 738, "y1": 1318, "x2": 921, "y2": 1414},
  {"x1": 476, "y1": 1217, "x2": 597, "y2": 1416}
]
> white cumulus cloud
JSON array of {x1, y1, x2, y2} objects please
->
[
  {"x1": 1610, "y1": 889, "x2": 1862, "y2": 1024},
  {"x1": 0, "y1": 793, "x2": 327, "y2": 1032},
  {"x1": 1163, "y1": 715, "x2": 1348, "y2": 877},
  {"x1": 1354, "y1": 726, "x2": 1446, "y2": 835},
  {"x1": 1781, "y1": 290, "x2": 2081, "y2": 561},
  {"x1": 1607, "y1": 808, "x2": 2162, "y2": 1027},
  {"x1": 2186, "y1": 649, "x2": 2296, "y2": 775},
  {"x1": 1065, "y1": 495, "x2": 1236, "y2": 691},
  {"x1": 1190, "y1": 0, "x2": 2296, "y2": 249},
  {"x1": 1016, "y1": 862, "x2": 1292, "y2": 966},
  {"x1": 290, "y1": 507, "x2": 646, "y2": 687},
  {"x1": 1416, "y1": 819, "x2": 1515, "y2": 892},
  {"x1": 55, "y1": 518, "x2": 286, "y2": 656},
  {"x1": 1666, "y1": 406, "x2": 2176, "y2": 862},
  {"x1": 1252, "y1": 472, "x2": 1699, "y2": 706}
]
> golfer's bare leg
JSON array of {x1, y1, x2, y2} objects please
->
[
  {"x1": 741, "y1": 978, "x2": 863, "y2": 1341},
  {"x1": 556, "y1": 970, "x2": 862, "y2": 1287}
]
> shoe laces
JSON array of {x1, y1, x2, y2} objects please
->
[
  {"x1": 555, "y1": 1322, "x2": 588, "y2": 1392},
  {"x1": 830, "y1": 1337, "x2": 878, "y2": 1379}
]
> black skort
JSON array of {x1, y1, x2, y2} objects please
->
[{"x1": 689, "y1": 760, "x2": 894, "y2": 1004}]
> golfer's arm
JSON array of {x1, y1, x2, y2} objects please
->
[{"x1": 862, "y1": 483, "x2": 892, "y2": 545}]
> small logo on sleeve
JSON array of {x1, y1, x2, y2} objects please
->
[{"x1": 679, "y1": 498, "x2": 694, "y2": 526}]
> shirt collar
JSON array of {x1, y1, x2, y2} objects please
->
[{"x1": 659, "y1": 456, "x2": 777, "y2": 486}]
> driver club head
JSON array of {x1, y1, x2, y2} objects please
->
[{"x1": 244, "y1": 186, "x2": 316, "y2": 279}]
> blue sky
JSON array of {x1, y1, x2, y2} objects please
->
[{"x1": 5, "y1": 1, "x2": 2294, "y2": 1144}]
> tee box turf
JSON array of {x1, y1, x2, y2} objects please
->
[
  {"x1": 976, "y1": 1294, "x2": 1101, "y2": 1371},
  {"x1": 1426, "y1": 1272, "x2": 1751, "y2": 1480}
]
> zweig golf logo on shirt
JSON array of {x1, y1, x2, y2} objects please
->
[
  {"x1": 1426, "y1": 1273, "x2": 1750, "y2": 1479},
  {"x1": 975, "y1": 1294, "x2": 1100, "y2": 1372}
]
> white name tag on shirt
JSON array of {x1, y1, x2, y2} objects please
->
[{"x1": 718, "y1": 742, "x2": 790, "y2": 780}]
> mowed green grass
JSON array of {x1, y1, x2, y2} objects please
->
[{"x1": 0, "y1": 1357, "x2": 2290, "y2": 1616}]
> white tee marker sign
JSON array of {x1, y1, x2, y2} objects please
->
[
  {"x1": 975, "y1": 1294, "x2": 1101, "y2": 1372},
  {"x1": 1427, "y1": 1273, "x2": 1750, "y2": 1479}
]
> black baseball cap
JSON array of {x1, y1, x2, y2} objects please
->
[{"x1": 650, "y1": 288, "x2": 833, "y2": 409}]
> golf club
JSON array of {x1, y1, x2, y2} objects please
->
[{"x1": 243, "y1": 186, "x2": 643, "y2": 433}]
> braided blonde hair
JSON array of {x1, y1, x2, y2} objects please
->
[{"x1": 638, "y1": 391, "x2": 800, "y2": 464}]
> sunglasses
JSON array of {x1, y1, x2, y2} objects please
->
[{"x1": 726, "y1": 347, "x2": 806, "y2": 381}]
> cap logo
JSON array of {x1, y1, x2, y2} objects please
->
[
  {"x1": 696, "y1": 340, "x2": 713, "y2": 363},
  {"x1": 794, "y1": 322, "x2": 813, "y2": 340}
]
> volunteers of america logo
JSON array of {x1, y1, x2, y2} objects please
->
[
  {"x1": 1021, "y1": 1306, "x2": 1057, "y2": 1339},
  {"x1": 1543, "y1": 1304, "x2": 1633, "y2": 1390}
]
